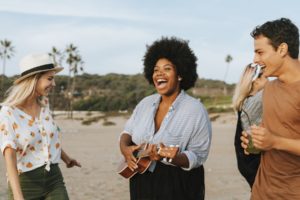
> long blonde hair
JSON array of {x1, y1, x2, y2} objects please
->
[
  {"x1": 232, "y1": 64, "x2": 256, "y2": 111},
  {"x1": 2, "y1": 73, "x2": 45, "y2": 107}
]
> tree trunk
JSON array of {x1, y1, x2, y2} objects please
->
[{"x1": 70, "y1": 75, "x2": 76, "y2": 119}]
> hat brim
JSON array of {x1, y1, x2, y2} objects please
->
[{"x1": 14, "y1": 67, "x2": 63, "y2": 84}]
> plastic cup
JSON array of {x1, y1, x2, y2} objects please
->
[{"x1": 246, "y1": 128, "x2": 261, "y2": 154}]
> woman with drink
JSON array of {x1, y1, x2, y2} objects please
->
[{"x1": 232, "y1": 63, "x2": 268, "y2": 188}]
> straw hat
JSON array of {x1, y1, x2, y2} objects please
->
[{"x1": 14, "y1": 53, "x2": 63, "y2": 84}]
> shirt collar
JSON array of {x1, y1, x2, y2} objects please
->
[{"x1": 152, "y1": 90, "x2": 186, "y2": 111}]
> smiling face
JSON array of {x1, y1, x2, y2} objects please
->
[
  {"x1": 152, "y1": 58, "x2": 181, "y2": 97},
  {"x1": 35, "y1": 71, "x2": 56, "y2": 97},
  {"x1": 253, "y1": 35, "x2": 286, "y2": 78}
]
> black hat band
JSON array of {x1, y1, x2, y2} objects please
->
[{"x1": 21, "y1": 64, "x2": 55, "y2": 77}]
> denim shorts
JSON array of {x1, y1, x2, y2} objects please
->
[{"x1": 8, "y1": 164, "x2": 69, "y2": 200}]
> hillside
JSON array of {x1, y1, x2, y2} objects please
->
[{"x1": 0, "y1": 73, "x2": 235, "y2": 112}]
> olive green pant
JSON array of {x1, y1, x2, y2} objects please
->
[{"x1": 8, "y1": 164, "x2": 69, "y2": 200}]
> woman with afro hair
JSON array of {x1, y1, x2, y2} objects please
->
[{"x1": 119, "y1": 37, "x2": 212, "y2": 200}]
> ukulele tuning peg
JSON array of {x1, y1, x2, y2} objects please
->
[{"x1": 163, "y1": 158, "x2": 172, "y2": 163}]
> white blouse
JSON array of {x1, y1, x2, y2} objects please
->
[{"x1": 0, "y1": 99, "x2": 62, "y2": 173}]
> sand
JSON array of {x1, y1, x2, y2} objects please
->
[{"x1": 0, "y1": 112, "x2": 251, "y2": 200}]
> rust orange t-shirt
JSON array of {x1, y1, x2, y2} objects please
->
[{"x1": 251, "y1": 79, "x2": 300, "y2": 199}]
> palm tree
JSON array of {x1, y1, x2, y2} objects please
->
[
  {"x1": 65, "y1": 44, "x2": 77, "y2": 118},
  {"x1": 48, "y1": 47, "x2": 65, "y2": 114},
  {"x1": 66, "y1": 44, "x2": 77, "y2": 91},
  {"x1": 223, "y1": 54, "x2": 233, "y2": 95},
  {"x1": 65, "y1": 44, "x2": 84, "y2": 118},
  {"x1": 49, "y1": 46, "x2": 65, "y2": 67},
  {"x1": 0, "y1": 39, "x2": 15, "y2": 92}
]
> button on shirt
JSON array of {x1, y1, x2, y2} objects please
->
[
  {"x1": 0, "y1": 101, "x2": 62, "y2": 173},
  {"x1": 123, "y1": 90, "x2": 212, "y2": 171}
]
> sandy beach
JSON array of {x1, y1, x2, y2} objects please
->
[{"x1": 0, "y1": 112, "x2": 251, "y2": 200}]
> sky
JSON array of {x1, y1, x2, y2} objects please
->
[{"x1": 0, "y1": 0, "x2": 300, "y2": 83}]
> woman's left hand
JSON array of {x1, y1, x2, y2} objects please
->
[
  {"x1": 61, "y1": 149, "x2": 82, "y2": 168},
  {"x1": 145, "y1": 144, "x2": 163, "y2": 161},
  {"x1": 66, "y1": 158, "x2": 82, "y2": 168}
]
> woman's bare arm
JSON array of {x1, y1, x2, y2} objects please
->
[{"x1": 4, "y1": 148, "x2": 24, "y2": 200}]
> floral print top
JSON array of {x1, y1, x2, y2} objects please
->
[{"x1": 0, "y1": 99, "x2": 62, "y2": 173}]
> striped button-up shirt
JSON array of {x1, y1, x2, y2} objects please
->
[
  {"x1": 241, "y1": 89, "x2": 263, "y2": 130},
  {"x1": 122, "y1": 90, "x2": 212, "y2": 171}
]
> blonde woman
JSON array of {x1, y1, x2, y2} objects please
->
[
  {"x1": 0, "y1": 54, "x2": 81, "y2": 200},
  {"x1": 232, "y1": 63, "x2": 268, "y2": 188}
]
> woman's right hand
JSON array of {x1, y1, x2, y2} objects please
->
[
  {"x1": 121, "y1": 144, "x2": 142, "y2": 171},
  {"x1": 240, "y1": 131, "x2": 250, "y2": 155}
]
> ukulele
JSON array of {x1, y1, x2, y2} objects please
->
[{"x1": 117, "y1": 144, "x2": 179, "y2": 179}]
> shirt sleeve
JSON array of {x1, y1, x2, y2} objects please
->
[
  {"x1": 48, "y1": 107, "x2": 62, "y2": 134},
  {"x1": 121, "y1": 102, "x2": 141, "y2": 136},
  {"x1": 0, "y1": 115, "x2": 17, "y2": 155},
  {"x1": 182, "y1": 106, "x2": 212, "y2": 171},
  {"x1": 241, "y1": 90, "x2": 263, "y2": 130}
]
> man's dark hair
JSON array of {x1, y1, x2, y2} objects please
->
[
  {"x1": 143, "y1": 37, "x2": 198, "y2": 90},
  {"x1": 251, "y1": 18, "x2": 299, "y2": 58}
]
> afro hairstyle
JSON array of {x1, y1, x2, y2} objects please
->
[{"x1": 143, "y1": 36, "x2": 198, "y2": 91}]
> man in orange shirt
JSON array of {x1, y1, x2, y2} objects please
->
[{"x1": 241, "y1": 18, "x2": 300, "y2": 199}]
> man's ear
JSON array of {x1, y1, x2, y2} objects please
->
[{"x1": 278, "y1": 42, "x2": 288, "y2": 57}]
